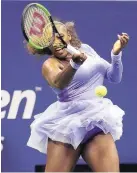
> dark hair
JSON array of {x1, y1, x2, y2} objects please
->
[{"x1": 24, "y1": 21, "x2": 81, "y2": 56}]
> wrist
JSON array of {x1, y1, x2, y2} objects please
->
[
  {"x1": 112, "y1": 48, "x2": 122, "y2": 55},
  {"x1": 70, "y1": 59, "x2": 81, "y2": 70},
  {"x1": 111, "y1": 50, "x2": 122, "y2": 60}
]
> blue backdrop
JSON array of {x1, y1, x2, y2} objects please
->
[{"x1": 1, "y1": 1, "x2": 137, "y2": 172}]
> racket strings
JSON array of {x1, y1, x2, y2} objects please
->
[
  {"x1": 30, "y1": 23, "x2": 54, "y2": 46},
  {"x1": 24, "y1": 6, "x2": 54, "y2": 47}
]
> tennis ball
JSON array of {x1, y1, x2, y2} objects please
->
[{"x1": 95, "y1": 85, "x2": 107, "y2": 97}]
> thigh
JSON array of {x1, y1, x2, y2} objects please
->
[
  {"x1": 45, "y1": 138, "x2": 82, "y2": 172},
  {"x1": 81, "y1": 133, "x2": 119, "y2": 172}
]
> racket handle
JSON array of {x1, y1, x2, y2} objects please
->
[{"x1": 66, "y1": 44, "x2": 80, "y2": 55}]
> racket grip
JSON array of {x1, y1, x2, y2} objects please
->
[{"x1": 66, "y1": 44, "x2": 80, "y2": 55}]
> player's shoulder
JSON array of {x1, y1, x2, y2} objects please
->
[
  {"x1": 81, "y1": 43, "x2": 98, "y2": 54},
  {"x1": 42, "y1": 56, "x2": 58, "y2": 68},
  {"x1": 80, "y1": 43, "x2": 100, "y2": 57},
  {"x1": 42, "y1": 57, "x2": 57, "y2": 76},
  {"x1": 81, "y1": 43, "x2": 94, "y2": 50}
]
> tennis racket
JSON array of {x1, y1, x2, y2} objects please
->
[{"x1": 21, "y1": 3, "x2": 80, "y2": 55}]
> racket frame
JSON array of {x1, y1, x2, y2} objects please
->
[{"x1": 21, "y1": 3, "x2": 67, "y2": 50}]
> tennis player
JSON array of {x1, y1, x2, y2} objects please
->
[{"x1": 26, "y1": 21, "x2": 129, "y2": 172}]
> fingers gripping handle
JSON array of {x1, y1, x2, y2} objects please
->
[{"x1": 66, "y1": 44, "x2": 80, "y2": 55}]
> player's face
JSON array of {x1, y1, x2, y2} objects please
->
[{"x1": 49, "y1": 23, "x2": 71, "y2": 58}]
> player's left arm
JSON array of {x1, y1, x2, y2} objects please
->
[{"x1": 103, "y1": 33, "x2": 129, "y2": 83}]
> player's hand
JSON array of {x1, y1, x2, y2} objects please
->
[
  {"x1": 112, "y1": 33, "x2": 129, "y2": 55},
  {"x1": 72, "y1": 53, "x2": 87, "y2": 65}
]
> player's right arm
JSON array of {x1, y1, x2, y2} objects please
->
[
  {"x1": 42, "y1": 54, "x2": 87, "y2": 89},
  {"x1": 42, "y1": 58, "x2": 76, "y2": 89}
]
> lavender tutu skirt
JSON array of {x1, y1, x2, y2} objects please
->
[{"x1": 27, "y1": 98, "x2": 125, "y2": 153}]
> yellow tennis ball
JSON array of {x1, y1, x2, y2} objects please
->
[{"x1": 95, "y1": 85, "x2": 107, "y2": 97}]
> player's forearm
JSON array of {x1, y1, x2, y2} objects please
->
[
  {"x1": 54, "y1": 64, "x2": 76, "y2": 89},
  {"x1": 106, "y1": 51, "x2": 123, "y2": 83}
]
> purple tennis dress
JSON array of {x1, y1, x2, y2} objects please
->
[{"x1": 27, "y1": 44, "x2": 125, "y2": 153}]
